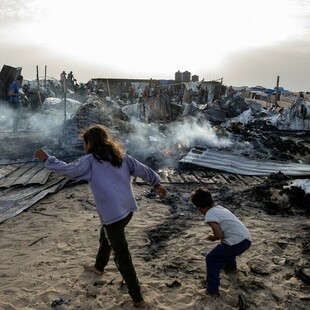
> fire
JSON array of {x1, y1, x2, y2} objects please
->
[{"x1": 160, "y1": 143, "x2": 183, "y2": 157}]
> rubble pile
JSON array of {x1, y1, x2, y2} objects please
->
[
  {"x1": 65, "y1": 95, "x2": 135, "y2": 143},
  {"x1": 245, "y1": 172, "x2": 310, "y2": 215}
]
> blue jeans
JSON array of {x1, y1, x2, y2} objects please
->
[{"x1": 206, "y1": 239, "x2": 251, "y2": 294}]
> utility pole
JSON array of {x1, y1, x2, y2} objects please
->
[
  {"x1": 218, "y1": 77, "x2": 223, "y2": 99},
  {"x1": 63, "y1": 78, "x2": 67, "y2": 146},
  {"x1": 36, "y1": 65, "x2": 42, "y2": 108},
  {"x1": 106, "y1": 79, "x2": 111, "y2": 99},
  {"x1": 274, "y1": 76, "x2": 280, "y2": 108},
  {"x1": 44, "y1": 65, "x2": 47, "y2": 87}
]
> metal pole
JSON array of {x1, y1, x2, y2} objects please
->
[
  {"x1": 274, "y1": 76, "x2": 280, "y2": 108},
  {"x1": 36, "y1": 65, "x2": 42, "y2": 108},
  {"x1": 64, "y1": 79, "x2": 67, "y2": 145},
  {"x1": 106, "y1": 79, "x2": 111, "y2": 99},
  {"x1": 44, "y1": 65, "x2": 47, "y2": 87}
]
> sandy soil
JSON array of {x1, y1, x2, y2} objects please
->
[{"x1": 0, "y1": 179, "x2": 309, "y2": 310}]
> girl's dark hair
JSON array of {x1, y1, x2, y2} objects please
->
[
  {"x1": 82, "y1": 124, "x2": 124, "y2": 167},
  {"x1": 190, "y1": 188, "x2": 214, "y2": 208}
]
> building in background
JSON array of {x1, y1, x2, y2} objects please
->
[{"x1": 175, "y1": 70, "x2": 195, "y2": 82}]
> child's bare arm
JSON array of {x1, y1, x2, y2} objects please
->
[{"x1": 207, "y1": 222, "x2": 223, "y2": 241}]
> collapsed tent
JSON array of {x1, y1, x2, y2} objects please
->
[{"x1": 266, "y1": 98, "x2": 310, "y2": 131}]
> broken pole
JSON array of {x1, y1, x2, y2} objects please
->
[
  {"x1": 219, "y1": 77, "x2": 223, "y2": 99},
  {"x1": 106, "y1": 79, "x2": 111, "y2": 99},
  {"x1": 44, "y1": 65, "x2": 47, "y2": 87},
  {"x1": 274, "y1": 75, "x2": 280, "y2": 108},
  {"x1": 36, "y1": 65, "x2": 42, "y2": 108},
  {"x1": 63, "y1": 79, "x2": 67, "y2": 145}
]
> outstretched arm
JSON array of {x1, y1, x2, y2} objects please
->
[{"x1": 34, "y1": 149, "x2": 91, "y2": 181}]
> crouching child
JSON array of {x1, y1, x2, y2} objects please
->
[{"x1": 190, "y1": 188, "x2": 252, "y2": 297}]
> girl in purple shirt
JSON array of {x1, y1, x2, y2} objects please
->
[{"x1": 35, "y1": 124, "x2": 168, "y2": 308}]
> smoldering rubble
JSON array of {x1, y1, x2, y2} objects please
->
[{"x1": 0, "y1": 77, "x2": 310, "y2": 224}]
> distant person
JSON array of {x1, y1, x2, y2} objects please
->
[
  {"x1": 176, "y1": 88, "x2": 184, "y2": 105},
  {"x1": 137, "y1": 85, "x2": 143, "y2": 103},
  {"x1": 228, "y1": 86, "x2": 234, "y2": 97},
  {"x1": 204, "y1": 88, "x2": 209, "y2": 103},
  {"x1": 167, "y1": 86, "x2": 173, "y2": 104},
  {"x1": 67, "y1": 71, "x2": 74, "y2": 89},
  {"x1": 60, "y1": 71, "x2": 67, "y2": 91},
  {"x1": 143, "y1": 85, "x2": 149, "y2": 100},
  {"x1": 128, "y1": 84, "x2": 135, "y2": 104},
  {"x1": 198, "y1": 87, "x2": 206, "y2": 104},
  {"x1": 8, "y1": 75, "x2": 25, "y2": 133},
  {"x1": 190, "y1": 188, "x2": 252, "y2": 297},
  {"x1": 34, "y1": 124, "x2": 168, "y2": 309}
]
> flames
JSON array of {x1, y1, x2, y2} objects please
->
[{"x1": 160, "y1": 143, "x2": 183, "y2": 157}]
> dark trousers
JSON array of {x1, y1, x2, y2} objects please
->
[
  {"x1": 206, "y1": 239, "x2": 251, "y2": 294},
  {"x1": 10, "y1": 102, "x2": 21, "y2": 133},
  {"x1": 94, "y1": 212, "x2": 143, "y2": 302}
]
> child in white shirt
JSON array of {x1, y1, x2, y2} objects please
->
[{"x1": 190, "y1": 188, "x2": 252, "y2": 296}]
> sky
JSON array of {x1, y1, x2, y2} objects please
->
[{"x1": 1, "y1": 0, "x2": 310, "y2": 91}]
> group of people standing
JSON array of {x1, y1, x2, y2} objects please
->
[{"x1": 60, "y1": 70, "x2": 76, "y2": 91}]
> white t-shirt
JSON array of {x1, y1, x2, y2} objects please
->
[{"x1": 205, "y1": 205, "x2": 252, "y2": 245}]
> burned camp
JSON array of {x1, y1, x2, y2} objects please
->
[{"x1": 0, "y1": 65, "x2": 310, "y2": 310}]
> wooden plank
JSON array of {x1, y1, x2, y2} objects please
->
[
  {"x1": 157, "y1": 172, "x2": 170, "y2": 183},
  {"x1": 233, "y1": 174, "x2": 247, "y2": 185},
  {"x1": 221, "y1": 174, "x2": 234, "y2": 183},
  {"x1": 191, "y1": 171, "x2": 215, "y2": 184},
  {"x1": 241, "y1": 175, "x2": 259, "y2": 185},
  {"x1": 180, "y1": 173, "x2": 200, "y2": 183},
  {"x1": 212, "y1": 174, "x2": 228, "y2": 184},
  {"x1": 168, "y1": 173, "x2": 184, "y2": 183}
]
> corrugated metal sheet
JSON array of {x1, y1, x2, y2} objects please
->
[
  {"x1": 180, "y1": 148, "x2": 310, "y2": 176},
  {"x1": 0, "y1": 163, "x2": 51, "y2": 188},
  {"x1": 0, "y1": 163, "x2": 68, "y2": 223}
]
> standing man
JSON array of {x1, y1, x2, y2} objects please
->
[
  {"x1": 9, "y1": 75, "x2": 25, "y2": 133},
  {"x1": 176, "y1": 88, "x2": 184, "y2": 105},
  {"x1": 60, "y1": 71, "x2": 67, "y2": 91}
]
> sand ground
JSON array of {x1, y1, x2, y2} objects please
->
[{"x1": 0, "y1": 180, "x2": 309, "y2": 310}]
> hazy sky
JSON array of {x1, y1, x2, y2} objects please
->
[{"x1": 1, "y1": 0, "x2": 309, "y2": 91}]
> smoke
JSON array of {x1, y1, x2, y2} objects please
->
[
  {"x1": 123, "y1": 117, "x2": 237, "y2": 168},
  {"x1": 0, "y1": 101, "x2": 16, "y2": 131},
  {"x1": 166, "y1": 117, "x2": 232, "y2": 149},
  {"x1": 29, "y1": 97, "x2": 82, "y2": 135},
  {"x1": 0, "y1": 94, "x2": 253, "y2": 167}
]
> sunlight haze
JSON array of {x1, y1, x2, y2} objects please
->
[{"x1": 1, "y1": 0, "x2": 309, "y2": 91}]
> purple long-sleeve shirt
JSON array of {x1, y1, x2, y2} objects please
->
[{"x1": 44, "y1": 154, "x2": 161, "y2": 225}]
